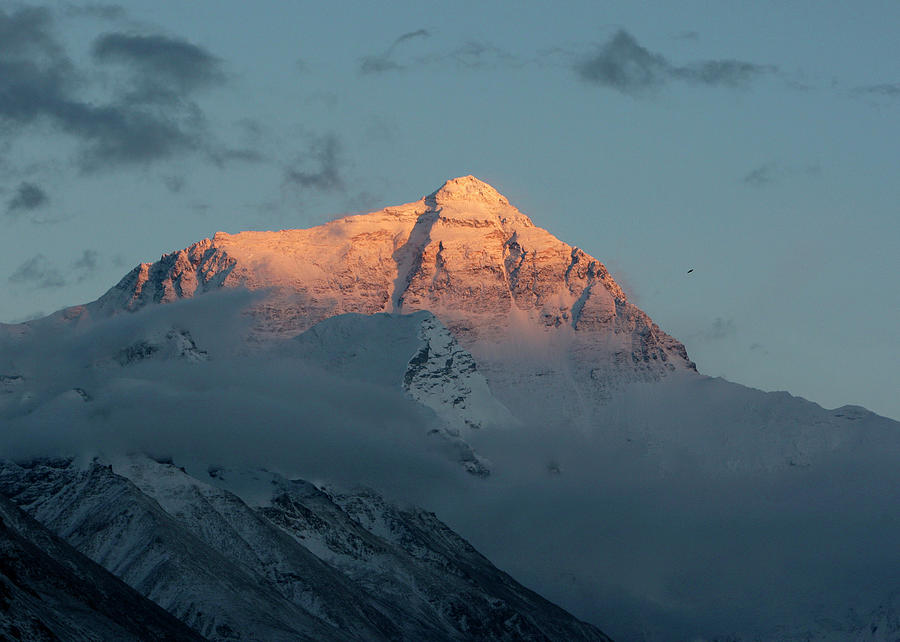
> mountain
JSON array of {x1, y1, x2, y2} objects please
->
[
  {"x1": 0, "y1": 456, "x2": 608, "y2": 641},
  {"x1": 1, "y1": 176, "x2": 899, "y2": 641},
  {"x1": 58, "y1": 175, "x2": 693, "y2": 384},
  {"x1": 0, "y1": 487, "x2": 204, "y2": 641}
]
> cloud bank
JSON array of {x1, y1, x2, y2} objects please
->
[
  {"x1": 2, "y1": 292, "x2": 899, "y2": 641},
  {"x1": 0, "y1": 7, "x2": 224, "y2": 172}
]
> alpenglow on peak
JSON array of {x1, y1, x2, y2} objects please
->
[
  {"x1": 66, "y1": 175, "x2": 694, "y2": 385},
  {"x1": 428, "y1": 175, "x2": 510, "y2": 206}
]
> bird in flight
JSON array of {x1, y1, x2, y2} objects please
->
[{"x1": 687, "y1": 268, "x2": 694, "y2": 274}]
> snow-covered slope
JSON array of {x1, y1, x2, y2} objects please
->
[
  {"x1": 0, "y1": 491, "x2": 205, "y2": 641},
  {"x1": 0, "y1": 456, "x2": 608, "y2": 641},
  {"x1": 0, "y1": 458, "x2": 342, "y2": 641}
]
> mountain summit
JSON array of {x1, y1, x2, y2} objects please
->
[
  {"x1": 78, "y1": 176, "x2": 693, "y2": 389},
  {"x1": 427, "y1": 175, "x2": 515, "y2": 209}
]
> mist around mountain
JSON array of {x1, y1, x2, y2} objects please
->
[{"x1": 1, "y1": 177, "x2": 899, "y2": 641}]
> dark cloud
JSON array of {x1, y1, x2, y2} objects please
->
[
  {"x1": 8, "y1": 254, "x2": 65, "y2": 289},
  {"x1": 0, "y1": 6, "x2": 63, "y2": 58},
  {"x1": 73, "y1": 106, "x2": 202, "y2": 171},
  {"x1": 575, "y1": 30, "x2": 669, "y2": 91},
  {"x1": 283, "y1": 133, "x2": 344, "y2": 192},
  {"x1": 7, "y1": 182, "x2": 49, "y2": 215},
  {"x1": 359, "y1": 28, "x2": 430, "y2": 75},
  {"x1": 673, "y1": 31, "x2": 700, "y2": 41},
  {"x1": 360, "y1": 55, "x2": 403, "y2": 75},
  {"x1": 743, "y1": 163, "x2": 775, "y2": 187},
  {"x1": 0, "y1": 7, "x2": 221, "y2": 172},
  {"x1": 575, "y1": 29, "x2": 775, "y2": 94},
  {"x1": 92, "y1": 32, "x2": 225, "y2": 99},
  {"x1": 395, "y1": 29, "x2": 430, "y2": 45}
]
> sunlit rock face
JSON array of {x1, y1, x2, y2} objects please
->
[{"x1": 57, "y1": 176, "x2": 694, "y2": 418}]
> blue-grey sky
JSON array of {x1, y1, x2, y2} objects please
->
[{"x1": 1, "y1": 0, "x2": 898, "y2": 420}]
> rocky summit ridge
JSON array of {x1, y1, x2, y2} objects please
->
[{"x1": 66, "y1": 176, "x2": 693, "y2": 387}]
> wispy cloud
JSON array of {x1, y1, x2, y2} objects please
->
[
  {"x1": 701, "y1": 317, "x2": 736, "y2": 341},
  {"x1": 359, "y1": 28, "x2": 430, "y2": 75},
  {"x1": 283, "y1": 133, "x2": 345, "y2": 193},
  {"x1": 163, "y1": 175, "x2": 185, "y2": 193},
  {"x1": 749, "y1": 342, "x2": 769, "y2": 355},
  {"x1": 575, "y1": 29, "x2": 775, "y2": 94},
  {"x1": 72, "y1": 249, "x2": 100, "y2": 281},
  {"x1": 8, "y1": 254, "x2": 65, "y2": 289},
  {"x1": 7, "y1": 250, "x2": 101, "y2": 289},
  {"x1": 360, "y1": 55, "x2": 403, "y2": 75},
  {"x1": 743, "y1": 163, "x2": 776, "y2": 187},
  {"x1": 673, "y1": 59, "x2": 771, "y2": 87},
  {"x1": 853, "y1": 83, "x2": 900, "y2": 97},
  {"x1": 395, "y1": 28, "x2": 430, "y2": 45},
  {"x1": 6, "y1": 182, "x2": 49, "y2": 216},
  {"x1": 688, "y1": 317, "x2": 738, "y2": 343},
  {"x1": 440, "y1": 41, "x2": 521, "y2": 70},
  {"x1": 742, "y1": 162, "x2": 822, "y2": 188}
]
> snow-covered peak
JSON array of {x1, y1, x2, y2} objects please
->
[
  {"x1": 429, "y1": 175, "x2": 509, "y2": 206},
  {"x1": 425, "y1": 175, "x2": 533, "y2": 228},
  {"x1": 34, "y1": 176, "x2": 695, "y2": 393}
]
